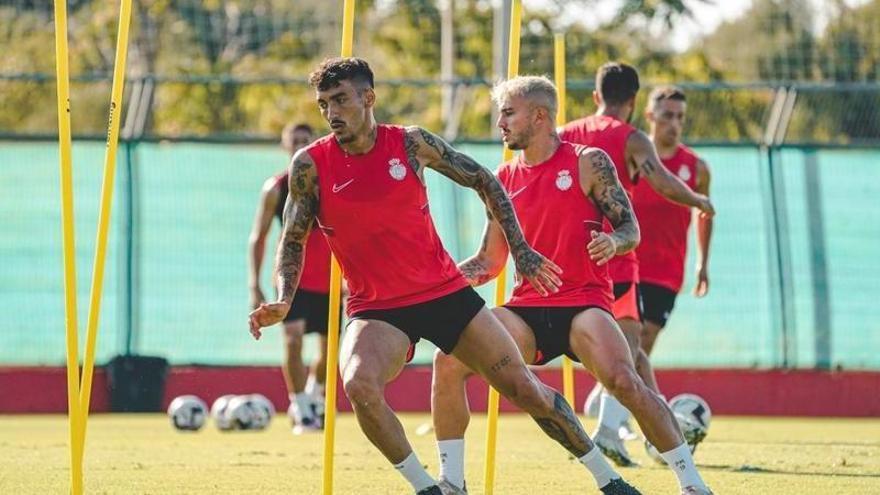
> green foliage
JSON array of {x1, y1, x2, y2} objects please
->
[{"x1": 1, "y1": 0, "x2": 878, "y2": 142}]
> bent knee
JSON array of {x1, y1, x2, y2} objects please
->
[
  {"x1": 504, "y1": 374, "x2": 552, "y2": 413},
  {"x1": 433, "y1": 349, "x2": 472, "y2": 378},
  {"x1": 342, "y1": 374, "x2": 382, "y2": 407},
  {"x1": 604, "y1": 366, "x2": 642, "y2": 399}
]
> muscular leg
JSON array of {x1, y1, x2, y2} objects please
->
[
  {"x1": 282, "y1": 320, "x2": 307, "y2": 394},
  {"x1": 450, "y1": 307, "x2": 595, "y2": 458},
  {"x1": 313, "y1": 335, "x2": 328, "y2": 385},
  {"x1": 432, "y1": 307, "x2": 537, "y2": 441},
  {"x1": 340, "y1": 319, "x2": 413, "y2": 462},
  {"x1": 573, "y1": 309, "x2": 709, "y2": 491},
  {"x1": 571, "y1": 309, "x2": 680, "y2": 451},
  {"x1": 340, "y1": 319, "x2": 436, "y2": 492},
  {"x1": 640, "y1": 320, "x2": 663, "y2": 356}
]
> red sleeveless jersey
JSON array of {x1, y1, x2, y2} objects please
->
[
  {"x1": 559, "y1": 115, "x2": 639, "y2": 283},
  {"x1": 305, "y1": 124, "x2": 468, "y2": 314},
  {"x1": 496, "y1": 142, "x2": 613, "y2": 309},
  {"x1": 633, "y1": 144, "x2": 700, "y2": 292},
  {"x1": 272, "y1": 172, "x2": 332, "y2": 293}
]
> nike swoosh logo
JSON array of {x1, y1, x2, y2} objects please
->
[
  {"x1": 332, "y1": 179, "x2": 354, "y2": 193},
  {"x1": 509, "y1": 186, "x2": 527, "y2": 198}
]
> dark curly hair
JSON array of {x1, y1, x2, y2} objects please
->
[
  {"x1": 308, "y1": 57, "x2": 375, "y2": 91},
  {"x1": 595, "y1": 62, "x2": 640, "y2": 106}
]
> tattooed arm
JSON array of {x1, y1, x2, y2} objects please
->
[
  {"x1": 457, "y1": 219, "x2": 509, "y2": 286},
  {"x1": 248, "y1": 149, "x2": 319, "y2": 339},
  {"x1": 627, "y1": 130, "x2": 714, "y2": 216},
  {"x1": 579, "y1": 147, "x2": 640, "y2": 266},
  {"x1": 403, "y1": 126, "x2": 562, "y2": 295}
]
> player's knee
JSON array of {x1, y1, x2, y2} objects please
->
[
  {"x1": 604, "y1": 366, "x2": 641, "y2": 402},
  {"x1": 505, "y1": 374, "x2": 552, "y2": 414},
  {"x1": 433, "y1": 349, "x2": 470, "y2": 381},
  {"x1": 342, "y1": 373, "x2": 382, "y2": 408}
]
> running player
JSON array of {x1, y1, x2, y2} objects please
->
[
  {"x1": 431, "y1": 76, "x2": 712, "y2": 495},
  {"x1": 248, "y1": 123, "x2": 329, "y2": 433},
  {"x1": 635, "y1": 86, "x2": 713, "y2": 361},
  {"x1": 559, "y1": 62, "x2": 714, "y2": 466},
  {"x1": 248, "y1": 58, "x2": 633, "y2": 495}
]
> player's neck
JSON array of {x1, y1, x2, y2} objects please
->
[
  {"x1": 339, "y1": 119, "x2": 378, "y2": 155},
  {"x1": 521, "y1": 133, "x2": 561, "y2": 166},
  {"x1": 595, "y1": 105, "x2": 628, "y2": 122},
  {"x1": 651, "y1": 136, "x2": 679, "y2": 158}
]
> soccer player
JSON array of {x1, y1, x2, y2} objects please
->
[
  {"x1": 559, "y1": 63, "x2": 714, "y2": 466},
  {"x1": 248, "y1": 58, "x2": 620, "y2": 495},
  {"x1": 248, "y1": 123, "x2": 328, "y2": 433},
  {"x1": 635, "y1": 86, "x2": 713, "y2": 361},
  {"x1": 432, "y1": 76, "x2": 712, "y2": 495}
]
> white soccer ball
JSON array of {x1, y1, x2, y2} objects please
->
[
  {"x1": 167, "y1": 395, "x2": 208, "y2": 431},
  {"x1": 669, "y1": 394, "x2": 711, "y2": 449},
  {"x1": 227, "y1": 395, "x2": 273, "y2": 430},
  {"x1": 644, "y1": 394, "x2": 712, "y2": 463},
  {"x1": 211, "y1": 394, "x2": 237, "y2": 431},
  {"x1": 247, "y1": 394, "x2": 276, "y2": 427}
]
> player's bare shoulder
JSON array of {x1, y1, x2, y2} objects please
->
[
  {"x1": 575, "y1": 145, "x2": 618, "y2": 193},
  {"x1": 288, "y1": 147, "x2": 319, "y2": 195}
]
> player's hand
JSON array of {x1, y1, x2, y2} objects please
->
[
  {"x1": 248, "y1": 301, "x2": 290, "y2": 340},
  {"x1": 514, "y1": 248, "x2": 563, "y2": 296},
  {"x1": 587, "y1": 231, "x2": 617, "y2": 266},
  {"x1": 696, "y1": 195, "x2": 715, "y2": 218},
  {"x1": 693, "y1": 266, "x2": 709, "y2": 298},
  {"x1": 249, "y1": 286, "x2": 266, "y2": 310}
]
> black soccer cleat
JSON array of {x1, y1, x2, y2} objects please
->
[
  {"x1": 600, "y1": 477, "x2": 642, "y2": 495},
  {"x1": 416, "y1": 485, "x2": 442, "y2": 495}
]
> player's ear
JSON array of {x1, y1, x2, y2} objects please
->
[
  {"x1": 362, "y1": 87, "x2": 376, "y2": 108},
  {"x1": 592, "y1": 90, "x2": 600, "y2": 107}
]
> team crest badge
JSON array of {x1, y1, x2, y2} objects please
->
[
  {"x1": 389, "y1": 158, "x2": 407, "y2": 180},
  {"x1": 556, "y1": 170, "x2": 573, "y2": 191},
  {"x1": 678, "y1": 165, "x2": 692, "y2": 181}
]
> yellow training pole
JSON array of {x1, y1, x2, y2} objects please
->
[
  {"x1": 554, "y1": 33, "x2": 576, "y2": 410},
  {"x1": 76, "y1": 0, "x2": 133, "y2": 464},
  {"x1": 484, "y1": 2, "x2": 521, "y2": 494},
  {"x1": 53, "y1": 0, "x2": 83, "y2": 492},
  {"x1": 323, "y1": 2, "x2": 356, "y2": 493}
]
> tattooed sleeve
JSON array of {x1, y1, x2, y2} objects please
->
[
  {"x1": 275, "y1": 149, "x2": 319, "y2": 303},
  {"x1": 403, "y1": 126, "x2": 545, "y2": 278},
  {"x1": 581, "y1": 148, "x2": 639, "y2": 255}
]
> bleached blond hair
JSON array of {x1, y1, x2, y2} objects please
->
[{"x1": 491, "y1": 75, "x2": 558, "y2": 120}]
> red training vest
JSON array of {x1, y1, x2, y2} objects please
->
[
  {"x1": 496, "y1": 142, "x2": 613, "y2": 310},
  {"x1": 305, "y1": 124, "x2": 468, "y2": 314},
  {"x1": 559, "y1": 115, "x2": 639, "y2": 284}
]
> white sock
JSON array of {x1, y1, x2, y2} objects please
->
[
  {"x1": 305, "y1": 374, "x2": 325, "y2": 397},
  {"x1": 598, "y1": 391, "x2": 629, "y2": 430},
  {"x1": 437, "y1": 438, "x2": 465, "y2": 488},
  {"x1": 294, "y1": 392, "x2": 315, "y2": 422},
  {"x1": 393, "y1": 452, "x2": 436, "y2": 492},
  {"x1": 660, "y1": 443, "x2": 707, "y2": 490},
  {"x1": 579, "y1": 447, "x2": 620, "y2": 489}
]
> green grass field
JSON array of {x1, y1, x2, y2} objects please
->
[{"x1": 1, "y1": 413, "x2": 878, "y2": 494}]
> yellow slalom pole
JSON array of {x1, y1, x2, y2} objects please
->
[
  {"x1": 76, "y1": 0, "x2": 134, "y2": 465},
  {"x1": 322, "y1": 2, "x2": 356, "y2": 493},
  {"x1": 53, "y1": 0, "x2": 83, "y2": 493},
  {"x1": 554, "y1": 33, "x2": 576, "y2": 409},
  {"x1": 484, "y1": 2, "x2": 521, "y2": 494}
]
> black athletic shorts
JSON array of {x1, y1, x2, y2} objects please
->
[
  {"x1": 503, "y1": 305, "x2": 610, "y2": 366},
  {"x1": 283, "y1": 289, "x2": 338, "y2": 335},
  {"x1": 639, "y1": 283, "x2": 678, "y2": 328},
  {"x1": 349, "y1": 286, "x2": 485, "y2": 354}
]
